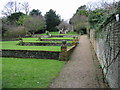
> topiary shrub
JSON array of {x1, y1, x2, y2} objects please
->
[
  {"x1": 45, "y1": 31, "x2": 49, "y2": 35},
  {"x1": 16, "y1": 38, "x2": 24, "y2": 45}
]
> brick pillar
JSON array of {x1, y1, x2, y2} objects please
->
[
  {"x1": 76, "y1": 36, "x2": 79, "y2": 42},
  {"x1": 59, "y1": 40, "x2": 67, "y2": 61},
  {"x1": 61, "y1": 45, "x2": 67, "y2": 52},
  {"x1": 72, "y1": 39, "x2": 76, "y2": 46}
]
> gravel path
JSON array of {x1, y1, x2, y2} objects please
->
[{"x1": 49, "y1": 35, "x2": 107, "y2": 88}]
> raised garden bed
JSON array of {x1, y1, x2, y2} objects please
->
[
  {"x1": 1, "y1": 41, "x2": 63, "y2": 51},
  {"x1": 2, "y1": 45, "x2": 76, "y2": 60},
  {"x1": 1, "y1": 32, "x2": 78, "y2": 60}
]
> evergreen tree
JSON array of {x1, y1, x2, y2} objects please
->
[
  {"x1": 30, "y1": 9, "x2": 41, "y2": 16},
  {"x1": 7, "y1": 12, "x2": 25, "y2": 24},
  {"x1": 45, "y1": 9, "x2": 61, "y2": 31}
]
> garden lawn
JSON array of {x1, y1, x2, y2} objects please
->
[
  {"x1": 21, "y1": 37, "x2": 73, "y2": 43},
  {"x1": 1, "y1": 41, "x2": 71, "y2": 51},
  {"x1": 2, "y1": 57, "x2": 65, "y2": 88},
  {"x1": 42, "y1": 37, "x2": 73, "y2": 39},
  {"x1": 1, "y1": 41, "x2": 61, "y2": 51},
  {"x1": 22, "y1": 37, "x2": 73, "y2": 42},
  {"x1": 39, "y1": 32, "x2": 78, "y2": 35}
]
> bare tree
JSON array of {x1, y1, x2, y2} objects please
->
[
  {"x1": 86, "y1": 2, "x2": 99, "y2": 11},
  {"x1": 70, "y1": 14, "x2": 89, "y2": 33},
  {"x1": 86, "y1": 0, "x2": 117, "y2": 11},
  {"x1": 1, "y1": 1, "x2": 30, "y2": 16},
  {"x1": 21, "y1": 1, "x2": 30, "y2": 15},
  {"x1": 1, "y1": 1, "x2": 21, "y2": 16}
]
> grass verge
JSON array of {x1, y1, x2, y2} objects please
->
[{"x1": 22, "y1": 37, "x2": 73, "y2": 41}]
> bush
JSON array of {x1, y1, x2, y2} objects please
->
[
  {"x1": 4, "y1": 26, "x2": 26, "y2": 38},
  {"x1": 52, "y1": 27, "x2": 59, "y2": 32},
  {"x1": 45, "y1": 30, "x2": 49, "y2": 35}
]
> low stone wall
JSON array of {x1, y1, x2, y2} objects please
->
[
  {"x1": 23, "y1": 42, "x2": 72, "y2": 46},
  {"x1": 59, "y1": 45, "x2": 76, "y2": 61},
  {"x1": 2, "y1": 49, "x2": 60, "y2": 60},
  {"x1": 67, "y1": 45, "x2": 76, "y2": 58},
  {"x1": 2, "y1": 45, "x2": 76, "y2": 61}
]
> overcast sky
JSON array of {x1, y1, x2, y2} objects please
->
[{"x1": 0, "y1": 0, "x2": 119, "y2": 20}]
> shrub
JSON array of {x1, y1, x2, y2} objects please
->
[
  {"x1": 23, "y1": 16, "x2": 46, "y2": 34},
  {"x1": 45, "y1": 31, "x2": 49, "y2": 35},
  {"x1": 4, "y1": 26, "x2": 26, "y2": 38}
]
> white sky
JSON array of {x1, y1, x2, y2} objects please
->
[{"x1": 0, "y1": 0, "x2": 119, "y2": 20}]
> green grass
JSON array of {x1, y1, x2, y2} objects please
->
[
  {"x1": 42, "y1": 37, "x2": 73, "y2": 39},
  {"x1": 24, "y1": 41, "x2": 72, "y2": 43},
  {"x1": 1, "y1": 41, "x2": 61, "y2": 51},
  {"x1": 1, "y1": 35, "x2": 74, "y2": 51},
  {"x1": 1, "y1": 41, "x2": 71, "y2": 51},
  {"x1": 22, "y1": 38, "x2": 38, "y2": 41},
  {"x1": 22, "y1": 37, "x2": 73, "y2": 41},
  {"x1": 22, "y1": 38, "x2": 73, "y2": 43},
  {"x1": 2, "y1": 57, "x2": 65, "y2": 88},
  {"x1": 39, "y1": 32, "x2": 78, "y2": 35}
]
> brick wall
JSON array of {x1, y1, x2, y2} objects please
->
[{"x1": 89, "y1": 13, "x2": 120, "y2": 88}]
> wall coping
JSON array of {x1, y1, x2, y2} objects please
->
[{"x1": 67, "y1": 45, "x2": 76, "y2": 52}]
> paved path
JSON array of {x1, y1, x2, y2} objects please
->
[{"x1": 49, "y1": 35, "x2": 107, "y2": 88}]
